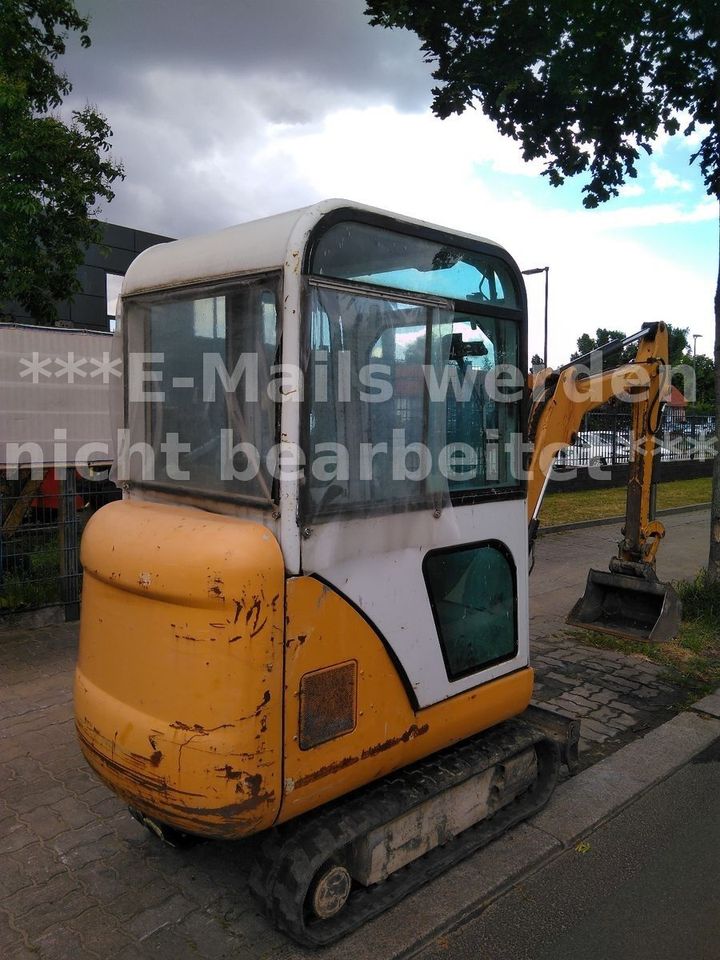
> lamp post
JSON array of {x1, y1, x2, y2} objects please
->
[
  {"x1": 693, "y1": 333, "x2": 703, "y2": 362},
  {"x1": 522, "y1": 266, "x2": 550, "y2": 367}
]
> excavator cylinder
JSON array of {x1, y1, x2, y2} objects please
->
[{"x1": 566, "y1": 568, "x2": 682, "y2": 643}]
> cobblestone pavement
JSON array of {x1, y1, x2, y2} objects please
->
[
  {"x1": 0, "y1": 511, "x2": 705, "y2": 958},
  {"x1": 0, "y1": 621, "x2": 687, "y2": 959},
  {"x1": 532, "y1": 633, "x2": 682, "y2": 767},
  {"x1": 0, "y1": 623, "x2": 293, "y2": 960}
]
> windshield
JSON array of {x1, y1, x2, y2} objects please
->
[{"x1": 312, "y1": 221, "x2": 518, "y2": 307}]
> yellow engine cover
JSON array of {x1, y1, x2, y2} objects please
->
[{"x1": 74, "y1": 499, "x2": 284, "y2": 839}]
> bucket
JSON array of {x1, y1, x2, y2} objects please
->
[{"x1": 566, "y1": 568, "x2": 682, "y2": 643}]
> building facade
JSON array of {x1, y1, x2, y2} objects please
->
[{"x1": 2, "y1": 221, "x2": 173, "y2": 332}]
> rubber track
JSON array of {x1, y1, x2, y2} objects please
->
[{"x1": 249, "y1": 718, "x2": 561, "y2": 946}]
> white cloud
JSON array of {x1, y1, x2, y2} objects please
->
[
  {"x1": 650, "y1": 162, "x2": 694, "y2": 193},
  {"x1": 618, "y1": 182, "x2": 645, "y2": 198},
  {"x1": 252, "y1": 105, "x2": 717, "y2": 365}
]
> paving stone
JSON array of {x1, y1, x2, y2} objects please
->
[
  {"x1": 575, "y1": 725, "x2": 607, "y2": 743},
  {"x1": 557, "y1": 693, "x2": 597, "y2": 710},
  {"x1": 544, "y1": 671, "x2": 577, "y2": 686},
  {"x1": 604, "y1": 713, "x2": 639, "y2": 731},
  {"x1": 29, "y1": 923, "x2": 96, "y2": 960},
  {"x1": 631, "y1": 686, "x2": 663, "y2": 700},
  {"x1": 607, "y1": 701, "x2": 641, "y2": 715},
  {"x1": 67, "y1": 905, "x2": 134, "y2": 956},
  {"x1": 15, "y1": 888, "x2": 93, "y2": 941},
  {"x1": 51, "y1": 821, "x2": 114, "y2": 858},
  {"x1": 588, "y1": 706, "x2": 621, "y2": 724},
  {"x1": 9, "y1": 785, "x2": 69, "y2": 816},
  {"x1": 60, "y1": 832, "x2": 125, "y2": 870},
  {"x1": 580, "y1": 717, "x2": 616, "y2": 738},
  {"x1": 0, "y1": 856, "x2": 35, "y2": 901},
  {"x1": 141, "y1": 924, "x2": 209, "y2": 960},
  {"x1": 20, "y1": 805, "x2": 72, "y2": 841},
  {"x1": 0, "y1": 908, "x2": 26, "y2": 952},
  {"x1": 599, "y1": 677, "x2": 641, "y2": 693},
  {"x1": 589, "y1": 690, "x2": 617, "y2": 705},
  {"x1": 0, "y1": 823, "x2": 35, "y2": 855},
  {"x1": 125, "y1": 893, "x2": 193, "y2": 941},
  {"x1": 546, "y1": 699, "x2": 588, "y2": 718},
  {"x1": 176, "y1": 909, "x2": 250, "y2": 957},
  {"x1": 7, "y1": 842, "x2": 66, "y2": 886},
  {"x1": 106, "y1": 876, "x2": 182, "y2": 923}
]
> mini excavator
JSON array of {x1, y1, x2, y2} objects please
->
[{"x1": 74, "y1": 201, "x2": 679, "y2": 945}]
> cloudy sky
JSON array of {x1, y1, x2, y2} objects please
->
[{"x1": 62, "y1": 0, "x2": 717, "y2": 365}]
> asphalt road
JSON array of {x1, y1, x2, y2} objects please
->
[{"x1": 417, "y1": 735, "x2": 720, "y2": 960}]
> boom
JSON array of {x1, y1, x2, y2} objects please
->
[{"x1": 525, "y1": 322, "x2": 680, "y2": 642}]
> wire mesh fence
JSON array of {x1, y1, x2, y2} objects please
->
[
  {"x1": 0, "y1": 467, "x2": 120, "y2": 619},
  {"x1": 555, "y1": 408, "x2": 716, "y2": 470}
]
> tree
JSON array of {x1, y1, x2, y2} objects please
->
[
  {"x1": 570, "y1": 328, "x2": 628, "y2": 363},
  {"x1": 0, "y1": 0, "x2": 123, "y2": 323},
  {"x1": 691, "y1": 354, "x2": 716, "y2": 411},
  {"x1": 366, "y1": 0, "x2": 720, "y2": 580},
  {"x1": 570, "y1": 324, "x2": 690, "y2": 367}
]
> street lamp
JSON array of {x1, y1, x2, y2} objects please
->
[
  {"x1": 522, "y1": 266, "x2": 550, "y2": 367},
  {"x1": 693, "y1": 333, "x2": 703, "y2": 362}
]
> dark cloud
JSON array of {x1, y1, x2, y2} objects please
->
[
  {"x1": 58, "y1": 0, "x2": 435, "y2": 236},
  {"x1": 70, "y1": 0, "x2": 432, "y2": 111}
]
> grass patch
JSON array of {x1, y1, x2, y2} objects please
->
[
  {"x1": 572, "y1": 570, "x2": 720, "y2": 699},
  {"x1": 542, "y1": 476, "x2": 711, "y2": 527}
]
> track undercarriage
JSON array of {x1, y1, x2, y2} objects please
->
[{"x1": 248, "y1": 712, "x2": 575, "y2": 946}]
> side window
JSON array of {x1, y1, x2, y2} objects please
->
[{"x1": 423, "y1": 541, "x2": 517, "y2": 680}]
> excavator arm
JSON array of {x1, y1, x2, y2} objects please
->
[{"x1": 526, "y1": 322, "x2": 681, "y2": 642}]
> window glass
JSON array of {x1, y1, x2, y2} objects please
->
[
  {"x1": 312, "y1": 222, "x2": 518, "y2": 308},
  {"x1": 424, "y1": 542, "x2": 517, "y2": 679},
  {"x1": 304, "y1": 284, "x2": 521, "y2": 520},
  {"x1": 106, "y1": 272, "x2": 123, "y2": 331},
  {"x1": 125, "y1": 276, "x2": 279, "y2": 501}
]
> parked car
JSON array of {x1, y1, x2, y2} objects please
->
[{"x1": 555, "y1": 431, "x2": 623, "y2": 468}]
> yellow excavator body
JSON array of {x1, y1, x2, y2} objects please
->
[{"x1": 76, "y1": 499, "x2": 533, "y2": 840}]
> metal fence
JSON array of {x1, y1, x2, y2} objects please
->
[
  {"x1": 556, "y1": 408, "x2": 716, "y2": 469},
  {"x1": 0, "y1": 468, "x2": 120, "y2": 619}
]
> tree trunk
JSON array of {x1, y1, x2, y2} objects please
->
[{"x1": 708, "y1": 201, "x2": 720, "y2": 581}]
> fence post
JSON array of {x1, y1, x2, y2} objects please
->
[{"x1": 58, "y1": 467, "x2": 81, "y2": 621}]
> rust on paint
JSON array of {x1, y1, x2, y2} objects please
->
[
  {"x1": 232, "y1": 599, "x2": 243, "y2": 624},
  {"x1": 208, "y1": 575, "x2": 225, "y2": 601},
  {"x1": 292, "y1": 723, "x2": 430, "y2": 790},
  {"x1": 236, "y1": 689, "x2": 272, "y2": 721},
  {"x1": 293, "y1": 754, "x2": 359, "y2": 789},
  {"x1": 286, "y1": 633, "x2": 307, "y2": 648},
  {"x1": 77, "y1": 722, "x2": 273, "y2": 839},
  {"x1": 361, "y1": 723, "x2": 429, "y2": 760},
  {"x1": 169, "y1": 720, "x2": 233, "y2": 735}
]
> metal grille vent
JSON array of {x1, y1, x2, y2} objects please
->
[{"x1": 299, "y1": 661, "x2": 357, "y2": 750}]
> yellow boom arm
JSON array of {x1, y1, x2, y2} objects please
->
[{"x1": 527, "y1": 322, "x2": 671, "y2": 571}]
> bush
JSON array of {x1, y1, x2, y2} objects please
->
[{"x1": 676, "y1": 570, "x2": 720, "y2": 624}]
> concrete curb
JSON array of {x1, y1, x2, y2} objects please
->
[
  {"x1": 539, "y1": 501, "x2": 709, "y2": 537},
  {"x1": 277, "y1": 692, "x2": 720, "y2": 960}
]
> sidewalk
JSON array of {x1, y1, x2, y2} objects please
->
[{"x1": 0, "y1": 509, "x2": 712, "y2": 960}]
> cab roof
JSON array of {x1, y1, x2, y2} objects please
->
[{"x1": 121, "y1": 198, "x2": 507, "y2": 298}]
